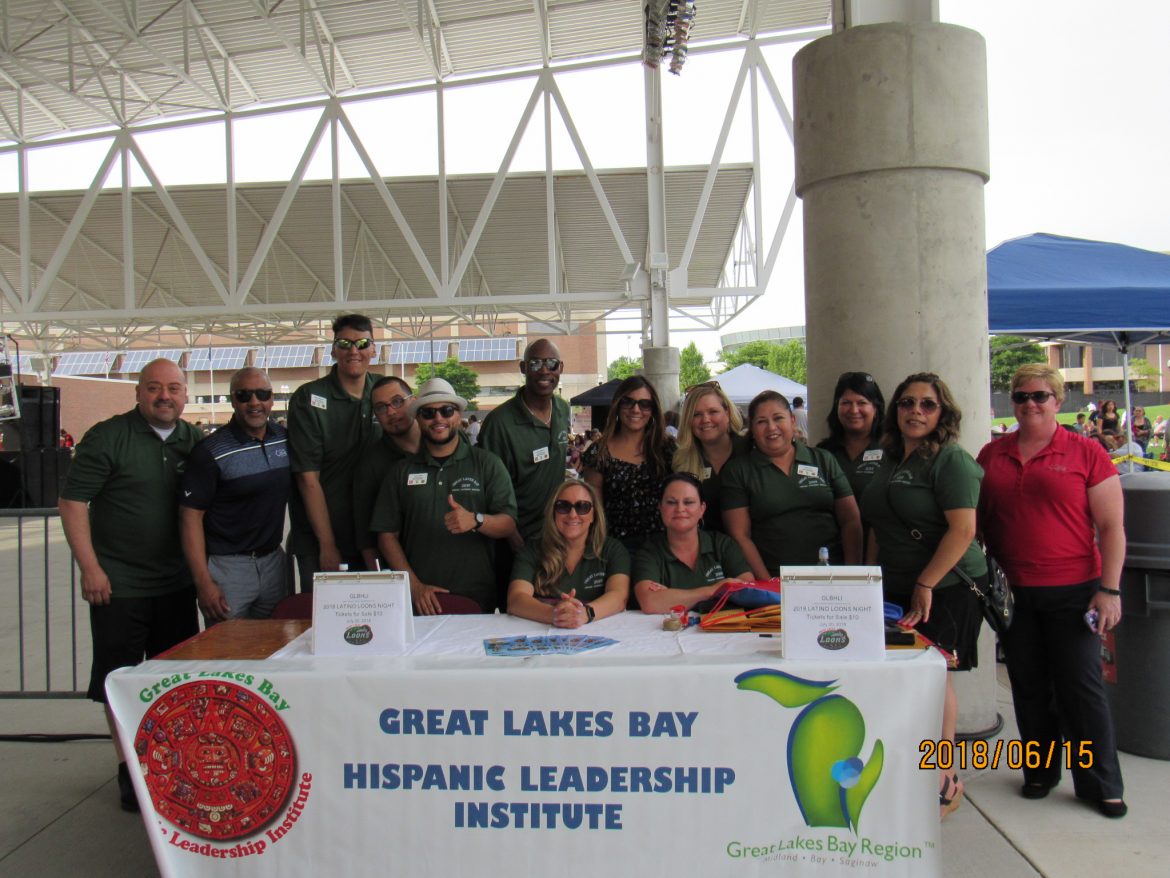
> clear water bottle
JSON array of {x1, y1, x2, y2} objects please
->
[{"x1": 817, "y1": 546, "x2": 830, "y2": 566}]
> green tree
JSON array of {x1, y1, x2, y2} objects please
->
[
  {"x1": 608, "y1": 355, "x2": 642, "y2": 381},
  {"x1": 719, "y1": 340, "x2": 776, "y2": 370},
  {"x1": 989, "y1": 336, "x2": 1045, "y2": 391},
  {"x1": 767, "y1": 339, "x2": 807, "y2": 384},
  {"x1": 678, "y1": 342, "x2": 711, "y2": 392},
  {"x1": 1127, "y1": 357, "x2": 1159, "y2": 392},
  {"x1": 415, "y1": 357, "x2": 481, "y2": 409}
]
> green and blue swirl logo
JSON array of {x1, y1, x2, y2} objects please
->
[{"x1": 734, "y1": 668, "x2": 883, "y2": 831}]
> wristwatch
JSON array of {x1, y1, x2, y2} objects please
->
[
  {"x1": 473, "y1": 512, "x2": 485, "y2": 531},
  {"x1": 584, "y1": 604, "x2": 596, "y2": 623}
]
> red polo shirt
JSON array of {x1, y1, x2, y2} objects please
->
[{"x1": 977, "y1": 427, "x2": 1117, "y2": 586}]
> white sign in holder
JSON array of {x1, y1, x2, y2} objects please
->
[
  {"x1": 311, "y1": 570, "x2": 415, "y2": 656},
  {"x1": 780, "y1": 565, "x2": 885, "y2": 661}
]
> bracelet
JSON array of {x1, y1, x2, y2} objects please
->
[
  {"x1": 914, "y1": 582, "x2": 934, "y2": 591},
  {"x1": 1098, "y1": 586, "x2": 1121, "y2": 596}
]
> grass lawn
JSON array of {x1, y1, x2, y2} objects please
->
[{"x1": 990, "y1": 403, "x2": 1170, "y2": 455}]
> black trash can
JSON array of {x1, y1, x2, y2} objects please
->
[{"x1": 1108, "y1": 472, "x2": 1170, "y2": 760}]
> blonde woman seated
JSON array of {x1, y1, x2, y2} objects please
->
[
  {"x1": 634, "y1": 473, "x2": 753, "y2": 614},
  {"x1": 507, "y1": 480, "x2": 630, "y2": 628}
]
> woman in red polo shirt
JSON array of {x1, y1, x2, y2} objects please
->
[{"x1": 977, "y1": 363, "x2": 1126, "y2": 819}]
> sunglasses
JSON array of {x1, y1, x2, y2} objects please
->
[
  {"x1": 526, "y1": 357, "x2": 562, "y2": 372},
  {"x1": 685, "y1": 380, "x2": 721, "y2": 395},
  {"x1": 554, "y1": 499, "x2": 593, "y2": 516},
  {"x1": 1010, "y1": 390, "x2": 1056, "y2": 405},
  {"x1": 838, "y1": 371, "x2": 875, "y2": 385},
  {"x1": 373, "y1": 396, "x2": 410, "y2": 415},
  {"x1": 233, "y1": 388, "x2": 273, "y2": 403},
  {"x1": 333, "y1": 337, "x2": 374, "y2": 350},
  {"x1": 896, "y1": 397, "x2": 940, "y2": 412},
  {"x1": 619, "y1": 397, "x2": 654, "y2": 412},
  {"x1": 418, "y1": 404, "x2": 458, "y2": 420}
]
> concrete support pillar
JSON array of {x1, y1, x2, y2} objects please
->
[
  {"x1": 643, "y1": 345, "x2": 680, "y2": 413},
  {"x1": 794, "y1": 23, "x2": 997, "y2": 735}
]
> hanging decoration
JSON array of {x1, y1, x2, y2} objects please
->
[{"x1": 643, "y1": 1, "x2": 697, "y2": 75}]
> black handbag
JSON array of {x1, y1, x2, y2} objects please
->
[{"x1": 953, "y1": 554, "x2": 1014, "y2": 635}]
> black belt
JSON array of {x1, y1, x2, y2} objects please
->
[{"x1": 224, "y1": 546, "x2": 280, "y2": 559}]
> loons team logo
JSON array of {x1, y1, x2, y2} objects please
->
[
  {"x1": 135, "y1": 681, "x2": 297, "y2": 840},
  {"x1": 734, "y1": 669, "x2": 883, "y2": 831}
]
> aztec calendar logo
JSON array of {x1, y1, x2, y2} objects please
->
[{"x1": 134, "y1": 681, "x2": 297, "y2": 840}]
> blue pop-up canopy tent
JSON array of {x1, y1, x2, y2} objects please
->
[{"x1": 988, "y1": 232, "x2": 1170, "y2": 418}]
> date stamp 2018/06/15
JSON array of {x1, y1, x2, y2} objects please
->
[{"x1": 919, "y1": 739, "x2": 1095, "y2": 772}]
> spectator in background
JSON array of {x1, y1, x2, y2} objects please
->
[
  {"x1": 791, "y1": 396, "x2": 809, "y2": 439},
  {"x1": 467, "y1": 413, "x2": 481, "y2": 445},
  {"x1": 59, "y1": 428, "x2": 75, "y2": 449},
  {"x1": 1129, "y1": 406, "x2": 1152, "y2": 450},
  {"x1": 663, "y1": 409, "x2": 679, "y2": 439},
  {"x1": 1072, "y1": 413, "x2": 1087, "y2": 434}
]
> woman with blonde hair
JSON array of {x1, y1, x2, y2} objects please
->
[
  {"x1": 672, "y1": 381, "x2": 748, "y2": 532},
  {"x1": 507, "y1": 479, "x2": 629, "y2": 628}
]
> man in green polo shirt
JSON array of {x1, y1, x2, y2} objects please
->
[
  {"x1": 59, "y1": 357, "x2": 201, "y2": 812},
  {"x1": 287, "y1": 314, "x2": 382, "y2": 589},
  {"x1": 373, "y1": 378, "x2": 518, "y2": 613}
]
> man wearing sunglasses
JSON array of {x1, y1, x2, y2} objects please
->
[
  {"x1": 287, "y1": 314, "x2": 382, "y2": 589},
  {"x1": 179, "y1": 367, "x2": 291, "y2": 624},
  {"x1": 372, "y1": 378, "x2": 517, "y2": 614},
  {"x1": 354, "y1": 376, "x2": 422, "y2": 570}
]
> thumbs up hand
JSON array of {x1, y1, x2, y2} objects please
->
[{"x1": 444, "y1": 493, "x2": 478, "y2": 534}]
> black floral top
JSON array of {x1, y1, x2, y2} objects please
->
[{"x1": 581, "y1": 443, "x2": 672, "y2": 541}]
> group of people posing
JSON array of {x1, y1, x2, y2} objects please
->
[{"x1": 58, "y1": 313, "x2": 1126, "y2": 823}]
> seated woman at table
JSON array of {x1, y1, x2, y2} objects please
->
[
  {"x1": 633, "y1": 473, "x2": 753, "y2": 614},
  {"x1": 672, "y1": 381, "x2": 749, "y2": 532},
  {"x1": 722, "y1": 391, "x2": 863, "y2": 580},
  {"x1": 507, "y1": 479, "x2": 630, "y2": 628}
]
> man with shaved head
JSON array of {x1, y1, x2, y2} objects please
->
[
  {"x1": 179, "y1": 366, "x2": 291, "y2": 624},
  {"x1": 59, "y1": 356, "x2": 202, "y2": 811}
]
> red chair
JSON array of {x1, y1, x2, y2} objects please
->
[
  {"x1": 271, "y1": 592, "x2": 313, "y2": 620},
  {"x1": 435, "y1": 593, "x2": 484, "y2": 615}
]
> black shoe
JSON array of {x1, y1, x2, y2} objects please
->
[
  {"x1": 1098, "y1": 799, "x2": 1128, "y2": 819},
  {"x1": 118, "y1": 762, "x2": 140, "y2": 813},
  {"x1": 1021, "y1": 782, "x2": 1054, "y2": 800}
]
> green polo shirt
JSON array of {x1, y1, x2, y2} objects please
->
[
  {"x1": 352, "y1": 433, "x2": 412, "y2": 553},
  {"x1": 287, "y1": 366, "x2": 381, "y2": 560},
  {"x1": 860, "y1": 443, "x2": 986, "y2": 594},
  {"x1": 632, "y1": 530, "x2": 750, "y2": 590},
  {"x1": 823, "y1": 441, "x2": 887, "y2": 501},
  {"x1": 510, "y1": 537, "x2": 630, "y2": 600},
  {"x1": 698, "y1": 433, "x2": 750, "y2": 532},
  {"x1": 60, "y1": 409, "x2": 200, "y2": 598},
  {"x1": 721, "y1": 442, "x2": 853, "y2": 571},
  {"x1": 477, "y1": 389, "x2": 571, "y2": 540},
  {"x1": 370, "y1": 436, "x2": 517, "y2": 611}
]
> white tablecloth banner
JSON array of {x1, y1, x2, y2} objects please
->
[{"x1": 108, "y1": 617, "x2": 945, "y2": 878}]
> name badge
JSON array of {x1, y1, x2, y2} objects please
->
[
  {"x1": 532, "y1": 446, "x2": 550, "y2": 463},
  {"x1": 797, "y1": 464, "x2": 819, "y2": 478},
  {"x1": 702, "y1": 466, "x2": 713, "y2": 480},
  {"x1": 862, "y1": 449, "x2": 884, "y2": 463},
  {"x1": 407, "y1": 472, "x2": 428, "y2": 486},
  {"x1": 310, "y1": 394, "x2": 327, "y2": 410}
]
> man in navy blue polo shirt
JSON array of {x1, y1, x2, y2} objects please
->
[{"x1": 180, "y1": 367, "x2": 292, "y2": 622}]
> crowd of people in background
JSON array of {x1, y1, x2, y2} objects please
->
[{"x1": 56, "y1": 312, "x2": 1130, "y2": 824}]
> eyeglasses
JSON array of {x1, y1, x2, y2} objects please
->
[
  {"x1": 619, "y1": 397, "x2": 654, "y2": 412},
  {"x1": 1010, "y1": 390, "x2": 1056, "y2": 405},
  {"x1": 553, "y1": 499, "x2": 593, "y2": 516},
  {"x1": 373, "y1": 396, "x2": 410, "y2": 416},
  {"x1": 525, "y1": 357, "x2": 562, "y2": 372},
  {"x1": 233, "y1": 388, "x2": 273, "y2": 403},
  {"x1": 333, "y1": 337, "x2": 374, "y2": 350},
  {"x1": 896, "y1": 397, "x2": 940, "y2": 412},
  {"x1": 685, "y1": 380, "x2": 721, "y2": 395},
  {"x1": 418, "y1": 404, "x2": 458, "y2": 420}
]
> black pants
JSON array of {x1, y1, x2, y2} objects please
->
[{"x1": 1002, "y1": 580, "x2": 1124, "y2": 800}]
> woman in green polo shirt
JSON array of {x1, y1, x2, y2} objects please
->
[
  {"x1": 815, "y1": 370, "x2": 888, "y2": 501},
  {"x1": 859, "y1": 372, "x2": 987, "y2": 818},
  {"x1": 633, "y1": 473, "x2": 752, "y2": 614},
  {"x1": 672, "y1": 382, "x2": 749, "y2": 533},
  {"x1": 722, "y1": 391, "x2": 863, "y2": 579},
  {"x1": 507, "y1": 480, "x2": 630, "y2": 628}
]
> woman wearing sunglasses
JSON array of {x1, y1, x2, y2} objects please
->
[
  {"x1": 977, "y1": 364, "x2": 1126, "y2": 819},
  {"x1": 581, "y1": 376, "x2": 675, "y2": 558},
  {"x1": 816, "y1": 371, "x2": 887, "y2": 500},
  {"x1": 507, "y1": 480, "x2": 629, "y2": 627},
  {"x1": 722, "y1": 391, "x2": 862, "y2": 579},
  {"x1": 672, "y1": 382, "x2": 749, "y2": 532},
  {"x1": 633, "y1": 473, "x2": 752, "y2": 613},
  {"x1": 860, "y1": 372, "x2": 985, "y2": 817}
]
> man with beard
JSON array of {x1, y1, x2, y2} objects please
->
[
  {"x1": 372, "y1": 378, "x2": 517, "y2": 613},
  {"x1": 179, "y1": 367, "x2": 291, "y2": 623},
  {"x1": 353, "y1": 376, "x2": 421, "y2": 569},
  {"x1": 59, "y1": 357, "x2": 201, "y2": 811},
  {"x1": 287, "y1": 314, "x2": 381, "y2": 587}
]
